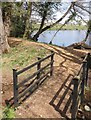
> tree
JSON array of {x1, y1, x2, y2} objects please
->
[
  {"x1": 10, "y1": 2, "x2": 32, "y2": 39},
  {"x1": 49, "y1": 11, "x2": 76, "y2": 44},
  {"x1": 23, "y1": 2, "x2": 32, "y2": 39},
  {"x1": 2, "y1": 2, "x2": 12, "y2": 37},
  {"x1": 73, "y1": 1, "x2": 91, "y2": 42},
  {"x1": 0, "y1": 4, "x2": 9, "y2": 53},
  {"x1": 84, "y1": 20, "x2": 91, "y2": 42},
  {"x1": 10, "y1": 2, "x2": 26, "y2": 37},
  {"x1": 31, "y1": 2, "x2": 74, "y2": 41}
]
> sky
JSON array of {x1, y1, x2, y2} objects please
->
[
  {"x1": 15, "y1": 0, "x2": 91, "y2": 1},
  {"x1": 53, "y1": 1, "x2": 90, "y2": 24},
  {"x1": 62, "y1": 0, "x2": 91, "y2": 2},
  {"x1": 15, "y1": 0, "x2": 91, "y2": 24}
]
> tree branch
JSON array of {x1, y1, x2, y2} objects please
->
[
  {"x1": 74, "y1": 3, "x2": 91, "y2": 15},
  {"x1": 32, "y1": 2, "x2": 74, "y2": 41},
  {"x1": 49, "y1": 13, "x2": 75, "y2": 44},
  {"x1": 41, "y1": 3, "x2": 74, "y2": 33}
]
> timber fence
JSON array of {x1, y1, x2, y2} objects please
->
[
  {"x1": 13, "y1": 51, "x2": 54, "y2": 107},
  {"x1": 71, "y1": 53, "x2": 91, "y2": 119}
]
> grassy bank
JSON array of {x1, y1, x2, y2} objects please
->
[
  {"x1": 32, "y1": 23, "x2": 87, "y2": 30},
  {"x1": 2, "y1": 41, "x2": 50, "y2": 71}
]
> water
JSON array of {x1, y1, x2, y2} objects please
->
[{"x1": 38, "y1": 30, "x2": 87, "y2": 47}]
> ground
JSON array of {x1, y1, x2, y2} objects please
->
[{"x1": 1, "y1": 37, "x2": 91, "y2": 119}]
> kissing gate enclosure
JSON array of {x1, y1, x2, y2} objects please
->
[
  {"x1": 12, "y1": 51, "x2": 91, "y2": 119},
  {"x1": 13, "y1": 51, "x2": 54, "y2": 107}
]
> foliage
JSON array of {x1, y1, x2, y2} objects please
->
[
  {"x1": 10, "y1": 2, "x2": 26, "y2": 37},
  {"x1": 10, "y1": 15, "x2": 26, "y2": 37},
  {"x1": 1, "y1": 1, "x2": 91, "y2": 42},
  {"x1": 33, "y1": 2, "x2": 61, "y2": 21},
  {"x1": 23, "y1": 2, "x2": 32, "y2": 39},
  {"x1": 3, "y1": 106, "x2": 15, "y2": 119},
  {"x1": 2, "y1": 2, "x2": 12, "y2": 22}
]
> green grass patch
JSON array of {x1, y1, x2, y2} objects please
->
[
  {"x1": 2, "y1": 106, "x2": 15, "y2": 119},
  {"x1": 32, "y1": 23, "x2": 87, "y2": 30},
  {"x1": 2, "y1": 41, "x2": 49, "y2": 71}
]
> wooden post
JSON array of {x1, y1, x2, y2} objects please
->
[
  {"x1": 81, "y1": 60, "x2": 86, "y2": 104},
  {"x1": 71, "y1": 76, "x2": 79, "y2": 119},
  {"x1": 50, "y1": 51, "x2": 54, "y2": 76},
  {"x1": 37, "y1": 57, "x2": 41, "y2": 80},
  {"x1": 13, "y1": 69, "x2": 18, "y2": 108},
  {"x1": 85, "y1": 53, "x2": 90, "y2": 86}
]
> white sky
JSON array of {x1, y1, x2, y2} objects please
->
[
  {"x1": 15, "y1": 0, "x2": 90, "y2": 24},
  {"x1": 15, "y1": 0, "x2": 91, "y2": 1}
]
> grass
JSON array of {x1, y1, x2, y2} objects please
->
[
  {"x1": 32, "y1": 23, "x2": 87, "y2": 30},
  {"x1": 2, "y1": 106, "x2": 15, "y2": 119},
  {"x1": 2, "y1": 40, "x2": 51, "y2": 119},
  {"x1": 2, "y1": 41, "x2": 50, "y2": 71}
]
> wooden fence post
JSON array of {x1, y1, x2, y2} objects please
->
[
  {"x1": 81, "y1": 60, "x2": 86, "y2": 104},
  {"x1": 71, "y1": 76, "x2": 79, "y2": 119},
  {"x1": 50, "y1": 51, "x2": 54, "y2": 76},
  {"x1": 37, "y1": 57, "x2": 41, "y2": 80},
  {"x1": 85, "y1": 53, "x2": 90, "y2": 86},
  {"x1": 13, "y1": 69, "x2": 18, "y2": 108}
]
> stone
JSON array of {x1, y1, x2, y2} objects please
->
[
  {"x1": 84, "y1": 105, "x2": 91, "y2": 112},
  {"x1": 1, "y1": 91, "x2": 4, "y2": 94}
]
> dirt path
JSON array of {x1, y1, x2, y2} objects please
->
[
  {"x1": 15, "y1": 61, "x2": 79, "y2": 119},
  {"x1": 2, "y1": 39, "x2": 91, "y2": 119},
  {"x1": 15, "y1": 42, "x2": 83, "y2": 119}
]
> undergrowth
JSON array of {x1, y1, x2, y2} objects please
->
[{"x1": 2, "y1": 106, "x2": 15, "y2": 119}]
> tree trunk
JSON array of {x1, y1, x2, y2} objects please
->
[
  {"x1": 32, "y1": 13, "x2": 47, "y2": 41},
  {"x1": 23, "y1": 2, "x2": 32, "y2": 39},
  {"x1": 3, "y1": 14, "x2": 11, "y2": 37},
  {"x1": 84, "y1": 29, "x2": 90, "y2": 42},
  {"x1": 88, "y1": 1, "x2": 91, "y2": 46},
  {"x1": 32, "y1": 5, "x2": 48, "y2": 41},
  {"x1": 0, "y1": 5, "x2": 9, "y2": 54}
]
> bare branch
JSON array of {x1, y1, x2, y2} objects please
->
[
  {"x1": 76, "y1": 14, "x2": 88, "y2": 24},
  {"x1": 74, "y1": 3, "x2": 91, "y2": 15},
  {"x1": 49, "y1": 13, "x2": 75, "y2": 44},
  {"x1": 40, "y1": 3, "x2": 74, "y2": 33}
]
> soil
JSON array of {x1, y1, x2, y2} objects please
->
[{"x1": 1, "y1": 38, "x2": 91, "y2": 119}]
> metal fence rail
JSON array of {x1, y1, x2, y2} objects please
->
[{"x1": 13, "y1": 51, "x2": 54, "y2": 107}]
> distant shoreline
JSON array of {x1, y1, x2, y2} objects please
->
[{"x1": 33, "y1": 24, "x2": 87, "y2": 30}]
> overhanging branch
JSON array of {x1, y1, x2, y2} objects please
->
[
  {"x1": 49, "y1": 13, "x2": 75, "y2": 44},
  {"x1": 74, "y1": 3, "x2": 91, "y2": 15}
]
